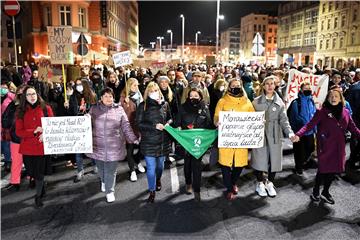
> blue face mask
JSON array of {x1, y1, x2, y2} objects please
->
[{"x1": 0, "y1": 88, "x2": 9, "y2": 96}]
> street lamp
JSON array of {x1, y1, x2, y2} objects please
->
[
  {"x1": 150, "y1": 42, "x2": 156, "y2": 49},
  {"x1": 216, "y1": 0, "x2": 225, "y2": 64},
  {"x1": 157, "y1": 36, "x2": 164, "y2": 52},
  {"x1": 180, "y1": 14, "x2": 185, "y2": 61},
  {"x1": 195, "y1": 31, "x2": 201, "y2": 48},
  {"x1": 167, "y1": 29, "x2": 173, "y2": 51}
]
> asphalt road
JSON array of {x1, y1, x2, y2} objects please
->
[{"x1": 1, "y1": 142, "x2": 360, "y2": 240}]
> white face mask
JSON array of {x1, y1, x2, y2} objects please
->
[
  {"x1": 76, "y1": 85, "x2": 83, "y2": 93},
  {"x1": 149, "y1": 91, "x2": 160, "y2": 100},
  {"x1": 66, "y1": 89, "x2": 73, "y2": 96},
  {"x1": 219, "y1": 86, "x2": 225, "y2": 92}
]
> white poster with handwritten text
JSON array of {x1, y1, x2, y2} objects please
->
[
  {"x1": 218, "y1": 111, "x2": 265, "y2": 148},
  {"x1": 41, "y1": 116, "x2": 93, "y2": 155}
]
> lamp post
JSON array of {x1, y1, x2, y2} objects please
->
[
  {"x1": 167, "y1": 29, "x2": 173, "y2": 51},
  {"x1": 180, "y1": 14, "x2": 185, "y2": 61},
  {"x1": 216, "y1": 0, "x2": 225, "y2": 64},
  {"x1": 157, "y1": 36, "x2": 164, "y2": 51},
  {"x1": 195, "y1": 31, "x2": 201, "y2": 49},
  {"x1": 150, "y1": 42, "x2": 156, "y2": 49}
]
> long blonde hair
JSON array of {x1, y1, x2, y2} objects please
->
[
  {"x1": 143, "y1": 82, "x2": 164, "y2": 110},
  {"x1": 123, "y1": 77, "x2": 139, "y2": 98}
]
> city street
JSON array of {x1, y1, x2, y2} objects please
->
[{"x1": 2, "y1": 143, "x2": 360, "y2": 240}]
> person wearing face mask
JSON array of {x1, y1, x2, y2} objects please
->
[
  {"x1": 214, "y1": 79, "x2": 255, "y2": 201},
  {"x1": 288, "y1": 82, "x2": 316, "y2": 177},
  {"x1": 15, "y1": 86, "x2": 54, "y2": 208},
  {"x1": 175, "y1": 89, "x2": 212, "y2": 201},
  {"x1": 91, "y1": 71, "x2": 105, "y2": 100},
  {"x1": 120, "y1": 78, "x2": 145, "y2": 182},
  {"x1": 251, "y1": 76, "x2": 296, "y2": 198},
  {"x1": 106, "y1": 72, "x2": 122, "y2": 103},
  {"x1": 181, "y1": 71, "x2": 210, "y2": 105},
  {"x1": 209, "y1": 79, "x2": 227, "y2": 125},
  {"x1": 294, "y1": 89, "x2": 360, "y2": 204},
  {"x1": 136, "y1": 82, "x2": 172, "y2": 203}
]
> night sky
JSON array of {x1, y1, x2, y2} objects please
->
[{"x1": 138, "y1": 1, "x2": 278, "y2": 47}]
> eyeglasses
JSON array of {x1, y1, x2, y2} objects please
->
[{"x1": 26, "y1": 93, "x2": 37, "y2": 97}]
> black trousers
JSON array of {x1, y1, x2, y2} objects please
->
[
  {"x1": 293, "y1": 134, "x2": 315, "y2": 173},
  {"x1": 23, "y1": 155, "x2": 46, "y2": 197},
  {"x1": 126, "y1": 143, "x2": 140, "y2": 172},
  {"x1": 221, "y1": 164, "x2": 243, "y2": 193},
  {"x1": 313, "y1": 172, "x2": 335, "y2": 196},
  {"x1": 184, "y1": 153, "x2": 202, "y2": 193}
]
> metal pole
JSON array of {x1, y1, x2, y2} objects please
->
[
  {"x1": 195, "y1": 33, "x2": 198, "y2": 49},
  {"x1": 216, "y1": 0, "x2": 220, "y2": 65},
  {"x1": 170, "y1": 31, "x2": 173, "y2": 52},
  {"x1": 12, "y1": 16, "x2": 18, "y2": 72},
  {"x1": 181, "y1": 15, "x2": 185, "y2": 62}
]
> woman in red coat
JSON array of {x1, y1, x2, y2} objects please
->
[
  {"x1": 16, "y1": 86, "x2": 54, "y2": 208},
  {"x1": 294, "y1": 89, "x2": 360, "y2": 204}
]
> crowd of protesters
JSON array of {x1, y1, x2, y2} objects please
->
[{"x1": 1, "y1": 60, "x2": 360, "y2": 208}]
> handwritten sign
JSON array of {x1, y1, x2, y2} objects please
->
[
  {"x1": 41, "y1": 116, "x2": 93, "y2": 155},
  {"x1": 284, "y1": 69, "x2": 329, "y2": 109},
  {"x1": 113, "y1": 51, "x2": 132, "y2": 67},
  {"x1": 218, "y1": 111, "x2": 265, "y2": 148},
  {"x1": 47, "y1": 26, "x2": 74, "y2": 64}
]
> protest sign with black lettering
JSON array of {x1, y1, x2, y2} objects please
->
[
  {"x1": 47, "y1": 26, "x2": 74, "y2": 65},
  {"x1": 284, "y1": 69, "x2": 329, "y2": 108},
  {"x1": 113, "y1": 50, "x2": 132, "y2": 67},
  {"x1": 218, "y1": 111, "x2": 265, "y2": 148},
  {"x1": 41, "y1": 116, "x2": 93, "y2": 155}
]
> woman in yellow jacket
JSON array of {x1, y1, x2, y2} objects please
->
[{"x1": 214, "y1": 79, "x2": 255, "y2": 200}]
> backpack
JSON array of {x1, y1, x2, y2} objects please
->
[{"x1": 287, "y1": 96, "x2": 315, "y2": 119}]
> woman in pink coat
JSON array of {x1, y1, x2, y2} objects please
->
[{"x1": 294, "y1": 89, "x2": 360, "y2": 204}]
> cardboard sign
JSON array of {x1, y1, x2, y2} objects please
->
[
  {"x1": 218, "y1": 111, "x2": 265, "y2": 148},
  {"x1": 47, "y1": 26, "x2": 74, "y2": 65},
  {"x1": 284, "y1": 69, "x2": 329, "y2": 108},
  {"x1": 112, "y1": 51, "x2": 132, "y2": 67},
  {"x1": 41, "y1": 116, "x2": 93, "y2": 155}
]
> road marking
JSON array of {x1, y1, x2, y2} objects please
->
[{"x1": 170, "y1": 165, "x2": 179, "y2": 193}]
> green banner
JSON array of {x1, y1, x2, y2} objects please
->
[{"x1": 165, "y1": 126, "x2": 218, "y2": 159}]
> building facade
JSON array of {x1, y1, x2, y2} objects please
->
[
  {"x1": 239, "y1": 13, "x2": 277, "y2": 65},
  {"x1": 277, "y1": 1, "x2": 319, "y2": 66},
  {"x1": 1, "y1": 1, "x2": 139, "y2": 65},
  {"x1": 220, "y1": 25, "x2": 240, "y2": 62},
  {"x1": 316, "y1": 1, "x2": 360, "y2": 68}
]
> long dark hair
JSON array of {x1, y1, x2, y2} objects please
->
[{"x1": 16, "y1": 85, "x2": 47, "y2": 119}]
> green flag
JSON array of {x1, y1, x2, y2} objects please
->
[{"x1": 165, "y1": 126, "x2": 218, "y2": 159}]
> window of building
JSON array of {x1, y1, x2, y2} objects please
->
[
  {"x1": 312, "y1": 10, "x2": 318, "y2": 24},
  {"x1": 334, "y1": 17, "x2": 338, "y2": 28},
  {"x1": 262, "y1": 25, "x2": 265, "y2": 31},
  {"x1": 353, "y1": 9, "x2": 358, "y2": 22},
  {"x1": 285, "y1": 37, "x2": 289, "y2": 47},
  {"x1": 343, "y1": 2, "x2": 347, "y2": 8},
  {"x1": 320, "y1": 40, "x2": 323, "y2": 49},
  {"x1": 321, "y1": 20, "x2": 324, "y2": 31},
  {"x1": 341, "y1": 15, "x2": 346, "y2": 27},
  {"x1": 322, "y1": 3, "x2": 326, "y2": 13},
  {"x1": 274, "y1": 36, "x2": 277, "y2": 44},
  {"x1": 254, "y1": 24, "x2": 257, "y2": 31},
  {"x1": 255, "y1": 17, "x2": 257, "y2": 20},
  {"x1": 335, "y1": 2, "x2": 339, "y2": 10},
  {"x1": 78, "y1": 8, "x2": 86, "y2": 28},
  {"x1": 329, "y1": 2, "x2": 332, "y2": 11},
  {"x1": 332, "y1": 38, "x2": 336, "y2": 48},
  {"x1": 351, "y1": 32, "x2": 356, "y2": 44},
  {"x1": 339, "y1": 37, "x2": 344, "y2": 48},
  {"x1": 8, "y1": 42, "x2": 13, "y2": 48},
  {"x1": 326, "y1": 39, "x2": 330, "y2": 49},
  {"x1": 44, "y1": 6, "x2": 52, "y2": 26},
  {"x1": 327, "y1": 19, "x2": 331, "y2": 30},
  {"x1": 304, "y1": 32, "x2": 310, "y2": 46},
  {"x1": 291, "y1": 35, "x2": 296, "y2": 47},
  {"x1": 268, "y1": 37, "x2": 272, "y2": 44},
  {"x1": 269, "y1": 27, "x2": 272, "y2": 33},
  {"x1": 305, "y1": 11, "x2": 311, "y2": 25},
  {"x1": 59, "y1": 6, "x2": 71, "y2": 26},
  {"x1": 310, "y1": 32, "x2": 316, "y2": 45}
]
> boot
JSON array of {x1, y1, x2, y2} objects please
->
[
  {"x1": 194, "y1": 192, "x2": 201, "y2": 202},
  {"x1": 185, "y1": 184, "x2": 192, "y2": 194},
  {"x1": 156, "y1": 179, "x2": 162, "y2": 191},
  {"x1": 35, "y1": 196, "x2": 43, "y2": 208},
  {"x1": 147, "y1": 191, "x2": 155, "y2": 203}
]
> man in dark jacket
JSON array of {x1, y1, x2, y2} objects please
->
[{"x1": 28, "y1": 70, "x2": 50, "y2": 102}]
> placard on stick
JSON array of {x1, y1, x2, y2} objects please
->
[
  {"x1": 218, "y1": 111, "x2": 265, "y2": 148},
  {"x1": 41, "y1": 116, "x2": 93, "y2": 155},
  {"x1": 47, "y1": 26, "x2": 74, "y2": 65}
]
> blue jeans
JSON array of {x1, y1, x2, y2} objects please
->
[
  {"x1": 76, "y1": 154, "x2": 95, "y2": 172},
  {"x1": 144, "y1": 156, "x2": 165, "y2": 191},
  {"x1": 1, "y1": 141, "x2": 11, "y2": 163}
]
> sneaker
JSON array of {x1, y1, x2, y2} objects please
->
[
  {"x1": 321, "y1": 193, "x2": 335, "y2": 205},
  {"x1": 101, "y1": 182, "x2": 105, "y2": 192},
  {"x1": 256, "y1": 182, "x2": 267, "y2": 197},
  {"x1": 106, "y1": 192, "x2": 115, "y2": 203},
  {"x1": 137, "y1": 163, "x2": 146, "y2": 173},
  {"x1": 147, "y1": 191, "x2": 155, "y2": 203},
  {"x1": 169, "y1": 156, "x2": 175, "y2": 162},
  {"x1": 265, "y1": 181, "x2": 277, "y2": 197},
  {"x1": 93, "y1": 166, "x2": 98, "y2": 174},
  {"x1": 310, "y1": 193, "x2": 320, "y2": 202},
  {"x1": 232, "y1": 185, "x2": 239, "y2": 195},
  {"x1": 130, "y1": 171, "x2": 137, "y2": 182},
  {"x1": 74, "y1": 170, "x2": 84, "y2": 183}
]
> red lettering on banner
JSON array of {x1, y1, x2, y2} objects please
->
[
  {"x1": 313, "y1": 76, "x2": 319, "y2": 87},
  {"x1": 289, "y1": 84, "x2": 297, "y2": 94},
  {"x1": 313, "y1": 87, "x2": 321, "y2": 98}
]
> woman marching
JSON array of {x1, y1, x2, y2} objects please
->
[
  {"x1": 251, "y1": 76, "x2": 296, "y2": 198},
  {"x1": 87, "y1": 88, "x2": 138, "y2": 203},
  {"x1": 15, "y1": 86, "x2": 54, "y2": 208},
  {"x1": 136, "y1": 82, "x2": 172, "y2": 203},
  {"x1": 294, "y1": 88, "x2": 360, "y2": 204},
  {"x1": 214, "y1": 79, "x2": 255, "y2": 200},
  {"x1": 176, "y1": 88, "x2": 212, "y2": 201}
]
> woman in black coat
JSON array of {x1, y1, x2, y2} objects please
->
[
  {"x1": 176, "y1": 88, "x2": 212, "y2": 201},
  {"x1": 136, "y1": 82, "x2": 172, "y2": 203}
]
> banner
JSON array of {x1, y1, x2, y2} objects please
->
[
  {"x1": 113, "y1": 51, "x2": 133, "y2": 67},
  {"x1": 284, "y1": 69, "x2": 329, "y2": 109},
  {"x1": 47, "y1": 26, "x2": 74, "y2": 65},
  {"x1": 41, "y1": 116, "x2": 93, "y2": 155},
  {"x1": 218, "y1": 111, "x2": 265, "y2": 148},
  {"x1": 165, "y1": 126, "x2": 217, "y2": 159}
]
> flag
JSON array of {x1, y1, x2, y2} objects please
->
[{"x1": 165, "y1": 126, "x2": 217, "y2": 159}]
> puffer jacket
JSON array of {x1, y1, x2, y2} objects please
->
[
  {"x1": 136, "y1": 98, "x2": 172, "y2": 157},
  {"x1": 86, "y1": 103, "x2": 137, "y2": 162},
  {"x1": 176, "y1": 100, "x2": 212, "y2": 130}
]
